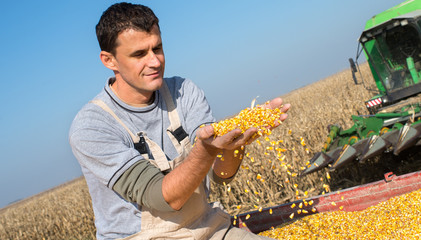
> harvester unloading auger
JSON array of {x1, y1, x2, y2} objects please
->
[{"x1": 301, "y1": 0, "x2": 421, "y2": 176}]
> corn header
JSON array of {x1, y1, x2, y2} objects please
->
[{"x1": 301, "y1": 0, "x2": 421, "y2": 176}]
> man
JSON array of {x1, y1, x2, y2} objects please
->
[{"x1": 69, "y1": 2, "x2": 290, "y2": 240}]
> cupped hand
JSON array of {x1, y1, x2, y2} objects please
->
[
  {"x1": 196, "y1": 125, "x2": 258, "y2": 151},
  {"x1": 196, "y1": 97, "x2": 290, "y2": 151}
]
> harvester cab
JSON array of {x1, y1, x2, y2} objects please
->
[{"x1": 301, "y1": 0, "x2": 421, "y2": 176}]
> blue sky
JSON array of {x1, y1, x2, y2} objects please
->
[{"x1": 0, "y1": 0, "x2": 403, "y2": 208}]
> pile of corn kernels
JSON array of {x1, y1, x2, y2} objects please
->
[
  {"x1": 212, "y1": 103, "x2": 283, "y2": 137},
  {"x1": 259, "y1": 188, "x2": 421, "y2": 239}
]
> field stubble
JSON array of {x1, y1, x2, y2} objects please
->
[{"x1": 1, "y1": 63, "x2": 400, "y2": 239}]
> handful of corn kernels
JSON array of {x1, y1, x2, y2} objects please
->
[{"x1": 212, "y1": 102, "x2": 284, "y2": 137}]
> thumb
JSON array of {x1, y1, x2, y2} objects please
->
[{"x1": 197, "y1": 125, "x2": 215, "y2": 140}]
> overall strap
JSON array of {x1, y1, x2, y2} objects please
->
[
  {"x1": 90, "y1": 99, "x2": 171, "y2": 171},
  {"x1": 90, "y1": 100, "x2": 139, "y2": 143},
  {"x1": 160, "y1": 81, "x2": 190, "y2": 155}
]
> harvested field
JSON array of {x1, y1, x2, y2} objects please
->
[{"x1": 2, "y1": 63, "x2": 420, "y2": 239}]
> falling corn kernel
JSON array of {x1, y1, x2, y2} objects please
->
[
  {"x1": 245, "y1": 189, "x2": 249, "y2": 193},
  {"x1": 300, "y1": 137, "x2": 306, "y2": 146},
  {"x1": 242, "y1": 222, "x2": 247, "y2": 227},
  {"x1": 237, "y1": 205, "x2": 242, "y2": 209},
  {"x1": 245, "y1": 214, "x2": 251, "y2": 220},
  {"x1": 331, "y1": 202, "x2": 337, "y2": 206},
  {"x1": 269, "y1": 208, "x2": 273, "y2": 214},
  {"x1": 234, "y1": 150, "x2": 239, "y2": 157},
  {"x1": 309, "y1": 200, "x2": 314, "y2": 205},
  {"x1": 302, "y1": 209, "x2": 308, "y2": 214},
  {"x1": 291, "y1": 203, "x2": 296, "y2": 208},
  {"x1": 217, "y1": 154, "x2": 222, "y2": 158},
  {"x1": 233, "y1": 220, "x2": 236, "y2": 225},
  {"x1": 299, "y1": 202, "x2": 303, "y2": 209},
  {"x1": 339, "y1": 206, "x2": 344, "y2": 210},
  {"x1": 297, "y1": 209, "x2": 302, "y2": 214},
  {"x1": 259, "y1": 207, "x2": 263, "y2": 212},
  {"x1": 289, "y1": 213, "x2": 294, "y2": 219},
  {"x1": 326, "y1": 172, "x2": 331, "y2": 180},
  {"x1": 311, "y1": 207, "x2": 316, "y2": 212},
  {"x1": 293, "y1": 184, "x2": 298, "y2": 188}
]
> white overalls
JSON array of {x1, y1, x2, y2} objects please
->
[{"x1": 92, "y1": 81, "x2": 231, "y2": 240}]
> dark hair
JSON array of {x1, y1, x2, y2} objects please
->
[{"x1": 96, "y1": 2, "x2": 160, "y2": 55}]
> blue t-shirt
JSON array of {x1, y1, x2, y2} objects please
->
[{"x1": 69, "y1": 76, "x2": 215, "y2": 240}]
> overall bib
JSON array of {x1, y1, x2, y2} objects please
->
[{"x1": 92, "y1": 81, "x2": 231, "y2": 240}]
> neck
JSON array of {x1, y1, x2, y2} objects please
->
[{"x1": 110, "y1": 80, "x2": 155, "y2": 107}]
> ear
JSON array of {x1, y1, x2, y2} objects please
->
[{"x1": 100, "y1": 51, "x2": 118, "y2": 71}]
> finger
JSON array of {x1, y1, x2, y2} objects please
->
[
  {"x1": 267, "y1": 97, "x2": 283, "y2": 109},
  {"x1": 280, "y1": 103, "x2": 291, "y2": 113},
  {"x1": 231, "y1": 128, "x2": 258, "y2": 146},
  {"x1": 196, "y1": 125, "x2": 215, "y2": 140},
  {"x1": 219, "y1": 128, "x2": 242, "y2": 145}
]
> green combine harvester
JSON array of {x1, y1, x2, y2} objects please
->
[{"x1": 301, "y1": 0, "x2": 421, "y2": 176}]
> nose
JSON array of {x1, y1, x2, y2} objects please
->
[{"x1": 147, "y1": 51, "x2": 161, "y2": 68}]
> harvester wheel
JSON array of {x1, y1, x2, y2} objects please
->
[
  {"x1": 348, "y1": 136, "x2": 359, "y2": 145},
  {"x1": 380, "y1": 127, "x2": 390, "y2": 135},
  {"x1": 366, "y1": 130, "x2": 376, "y2": 138}
]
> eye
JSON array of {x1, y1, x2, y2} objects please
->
[{"x1": 153, "y1": 44, "x2": 163, "y2": 54}]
